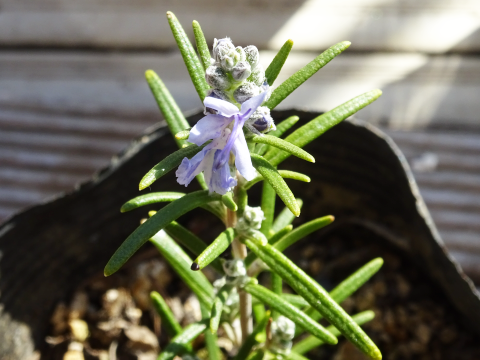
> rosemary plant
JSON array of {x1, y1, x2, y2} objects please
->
[{"x1": 105, "y1": 11, "x2": 384, "y2": 360}]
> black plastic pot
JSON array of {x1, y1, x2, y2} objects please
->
[{"x1": 1, "y1": 110, "x2": 479, "y2": 359}]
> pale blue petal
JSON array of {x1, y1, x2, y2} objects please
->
[
  {"x1": 188, "y1": 114, "x2": 231, "y2": 146},
  {"x1": 204, "y1": 97, "x2": 240, "y2": 117},
  {"x1": 176, "y1": 143, "x2": 214, "y2": 186},
  {"x1": 232, "y1": 130, "x2": 256, "y2": 181},
  {"x1": 208, "y1": 149, "x2": 237, "y2": 194},
  {"x1": 240, "y1": 86, "x2": 269, "y2": 119}
]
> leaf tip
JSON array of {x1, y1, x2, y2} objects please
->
[
  {"x1": 191, "y1": 262, "x2": 200, "y2": 271},
  {"x1": 104, "y1": 266, "x2": 113, "y2": 277},
  {"x1": 328, "y1": 215, "x2": 335, "y2": 222},
  {"x1": 166, "y1": 11, "x2": 174, "y2": 19}
]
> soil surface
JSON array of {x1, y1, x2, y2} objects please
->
[{"x1": 43, "y1": 223, "x2": 480, "y2": 360}]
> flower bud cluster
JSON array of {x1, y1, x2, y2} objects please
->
[
  {"x1": 205, "y1": 38, "x2": 275, "y2": 134},
  {"x1": 236, "y1": 206, "x2": 265, "y2": 233},
  {"x1": 269, "y1": 316, "x2": 296, "y2": 358}
]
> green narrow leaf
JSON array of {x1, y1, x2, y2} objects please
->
[
  {"x1": 253, "y1": 302, "x2": 266, "y2": 324},
  {"x1": 145, "y1": 70, "x2": 189, "y2": 148},
  {"x1": 121, "y1": 192, "x2": 185, "y2": 212},
  {"x1": 265, "y1": 39, "x2": 294, "y2": 86},
  {"x1": 150, "y1": 291, "x2": 183, "y2": 337},
  {"x1": 304, "y1": 258, "x2": 384, "y2": 324},
  {"x1": 260, "y1": 181, "x2": 276, "y2": 237},
  {"x1": 243, "y1": 283, "x2": 337, "y2": 345},
  {"x1": 192, "y1": 228, "x2": 235, "y2": 271},
  {"x1": 150, "y1": 230, "x2": 214, "y2": 308},
  {"x1": 157, "y1": 320, "x2": 209, "y2": 360},
  {"x1": 293, "y1": 311, "x2": 375, "y2": 355},
  {"x1": 255, "y1": 115, "x2": 299, "y2": 155},
  {"x1": 167, "y1": 11, "x2": 210, "y2": 101},
  {"x1": 264, "y1": 89, "x2": 383, "y2": 166},
  {"x1": 192, "y1": 20, "x2": 211, "y2": 71},
  {"x1": 274, "y1": 215, "x2": 334, "y2": 251},
  {"x1": 251, "y1": 154, "x2": 300, "y2": 217},
  {"x1": 233, "y1": 311, "x2": 270, "y2": 360},
  {"x1": 271, "y1": 199, "x2": 303, "y2": 233},
  {"x1": 288, "y1": 352, "x2": 310, "y2": 360},
  {"x1": 105, "y1": 190, "x2": 221, "y2": 276},
  {"x1": 244, "y1": 171, "x2": 310, "y2": 190},
  {"x1": 249, "y1": 135, "x2": 315, "y2": 163},
  {"x1": 221, "y1": 192, "x2": 238, "y2": 211},
  {"x1": 139, "y1": 143, "x2": 208, "y2": 190},
  {"x1": 164, "y1": 221, "x2": 224, "y2": 274},
  {"x1": 244, "y1": 225, "x2": 292, "y2": 268},
  {"x1": 244, "y1": 237, "x2": 382, "y2": 360},
  {"x1": 210, "y1": 284, "x2": 233, "y2": 333},
  {"x1": 264, "y1": 41, "x2": 351, "y2": 110},
  {"x1": 200, "y1": 304, "x2": 222, "y2": 360},
  {"x1": 281, "y1": 294, "x2": 309, "y2": 308}
]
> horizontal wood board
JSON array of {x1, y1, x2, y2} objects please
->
[{"x1": 1, "y1": 0, "x2": 480, "y2": 53}]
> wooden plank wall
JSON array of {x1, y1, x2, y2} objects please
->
[{"x1": 0, "y1": 0, "x2": 479, "y2": 281}]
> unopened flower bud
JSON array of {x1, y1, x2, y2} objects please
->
[
  {"x1": 236, "y1": 206, "x2": 264, "y2": 232},
  {"x1": 248, "y1": 64, "x2": 266, "y2": 86},
  {"x1": 205, "y1": 65, "x2": 230, "y2": 90},
  {"x1": 213, "y1": 37, "x2": 240, "y2": 72},
  {"x1": 245, "y1": 106, "x2": 275, "y2": 135},
  {"x1": 213, "y1": 37, "x2": 235, "y2": 63},
  {"x1": 244, "y1": 45, "x2": 260, "y2": 69},
  {"x1": 223, "y1": 259, "x2": 246, "y2": 277},
  {"x1": 231, "y1": 61, "x2": 251, "y2": 81},
  {"x1": 269, "y1": 316, "x2": 295, "y2": 356},
  {"x1": 233, "y1": 81, "x2": 260, "y2": 103},
  {"x1": 235, "y1": 46, "x2": 247, "y2": 62}
]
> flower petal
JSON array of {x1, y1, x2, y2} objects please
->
[
  {"x1": 176, "y1": 142, "x2": 215, "y2": 186},
  {"x1": 232, "y1": 130, "x2": 256, "y2": 181},
  {"x1": 240, "y1": 87, "x2": 269, "y2": 119},
  {"x1": 188, "y1": 114, "x2": 231, "y2": 146},
  {"x1": 204, "y1": 97, "x2": 240, "y2": 117},
  {"x1": 208, "y1": 149, "x2": 237, "y2": 194}
]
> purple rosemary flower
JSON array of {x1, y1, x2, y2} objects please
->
[{"x1": 176, "y1": 90, "x2": 269, "y2": 194}]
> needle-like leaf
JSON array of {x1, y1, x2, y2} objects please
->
[
  {"x1": 150, "y1": 230, "x2": 214, "y2": 308},
  {"x1": 249, "y1": 135, "x2": 315, "y2": 163},
  {"x1": 105, "y1": 190, "x2": 221, "y2": 276},
  {"x1": 150, "y1": 291, "x2": 183, "y2": 337},
  {"x1": 233, "y1": 312, "x2": 271, "y2": 360},
  {"x1": 265, "y1": 39, "x2": 294, "y2": 86},
  {"x1": 244, "y1": 237, "x2": 382, "y2": 360},
  {"x1": 192, "y1": 20, "x2": 211, "y2": 71},
  {"x1": 164, "y1": 221, "x2": 224, "y2": 274},
  {"x1": 274, "y1": 216, "x2": 334, "y2": 251},
  {"x1": 192, "y1": 228, "x2": 235, "y2": 271},
  {"x1": 251, "y1": 154, "x2": 300, "y2": 217},
  {"x1": 264, "y1": 89, "x2": 383, "y2": 166},
  {"x1": 244, "y1": 171, "x2": 310, "y2": 190},
  {"x1": 254, "y1": 115, "x2": 299, "y2": 155},
  {"x1": 210, "y1": 284, "x2": 233, "y2": 334},
  {"x1": 264, "y1": 41, "x2": 351, "y2": 110},
  {"x1": 271, "y1": 199, "x2": 303, "y2": 233},
  {"x1": 121, "y1": 192, "x2": 185, "y2": 212},
  {"x1": 243, "y1": 282, "x2": 337, "y2": 345},
  {"x1": 157, "y1": 320, "x2": 209, "y2": 360},
  {"x1": 145, "y1": 70, "x2": 190, "y2": 148},
  {"x1": 293, "y1": 311, "x2": 375, "y2": 354},
  {"x1": 167, "y1": 12, "x2": 210, "y2": 101}
]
